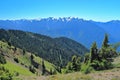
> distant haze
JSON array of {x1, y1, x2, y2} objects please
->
[{"x1": 0, "y1": 17, "x2": 120, "y2": 48}]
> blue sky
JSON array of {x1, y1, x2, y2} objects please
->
[{"x1": 0, "y1": 0, "x2": 120, "y2": 21}]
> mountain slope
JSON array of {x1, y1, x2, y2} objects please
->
[
  {"x1": 95, "y1": 20, "x2": 120, "y2": 41},
  {"x1": 0, "y1": 40, "x2": 58, "y2": 79},
  {"x1": 0, "y1": 29, "x2": 88, "y2": 66}
]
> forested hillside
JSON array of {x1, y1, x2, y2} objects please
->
[{"x1": 0, "y1": 29, "x2": 88, "y2": 66}]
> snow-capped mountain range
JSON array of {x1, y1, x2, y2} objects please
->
[{"x1": 0, "y1": 17, "x2": 120, "y2": 48}]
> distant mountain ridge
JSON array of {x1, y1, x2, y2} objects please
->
[{"x1": 0, "y1": 17, "x2": 120, "y2": 48}]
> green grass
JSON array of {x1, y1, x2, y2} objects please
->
[
  {"x1": 2, "y1": 60, "x2": 34, "y2": 76},
  {"x1": 18, "y1": 53, "x2": 31, "y2": 67},
  {"x1": 49, "y1": 72, "x2": 92, "y2": 80},
  {"x1": 113, "y1": 56, "x2": 120, "y2": 68},
  {"x1": 34, "y1": 55, "x2": 56, "y2": 71}
]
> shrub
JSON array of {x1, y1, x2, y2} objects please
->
[
  {"x1": 29, "y1": 66, "x2": 36, "y2": 73},
  {"x1": 14, "y1": 72, "x2": 19, "y2": 76},
  {"x1": 14, "y1": 58, "x2": 19, "y2": 63},
  {"x1": 0, "y1": 66, "x2": 13, "y2": 80},
  {"x1": 0, "y1": 73, "x2": 13, "y2": 80},
  {"x1": 81, "y1": 63, "x2": 94, "y2": 74},
  {"x1": 0, "y1": 54, "x2": 6, "y2": 64}
]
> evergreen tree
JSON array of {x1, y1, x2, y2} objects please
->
[
  {"x1": 0, "y1": 53, "x2": 6, "y2": 64},
  {"x1": 8, "y1": 37, "x2": 12, "y2": 47},
  {"x1": 42, "y1": 59, "x2": 46, "y2": 75},
  {"x1": 71, "y1": 55, "x2": 77, "y2": 71},
  {"x1": 84, "y1": 53, "x2": 90, "y2": 63},
  {"x1": 8, "y1": 41, "x2": 12, "y2": 47},
  {"x1": 90, "y1": 42, "x2": 98, "y2": 63},
  {"x1": 66, "y1": 55, "x2": 81, "y2": 72},
  {"x1": 102, "y1": 34, "x2": 109, "y2": 48},
  {"x1": 50, "y1": 68, "x2": 53, "y2": 75},
  {"x1": 76, "y1": 56, "x2": 81, "y2": 71},
  {"x1": 29, "y1": 66, "x2": 36, "y2": 73},
  {"x1": 14, "y1": 47, "x2": 17, "y2": 53},
  {"x1": 66, "y1": 62, "x2": 72, "y2": 71},
  {"x1": 90, "y1": 34, "x2": 116, "y2": 70},
  {"x1": 23, "y1": 49, "x2": 26, "y2": 55},
  {"x1": 30, "y1": 54, "x2": 34, "y2": 60}
]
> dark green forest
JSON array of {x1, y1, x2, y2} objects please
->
[{"x1": 0, "y1": 29, "x2": 88, "y2": 66}]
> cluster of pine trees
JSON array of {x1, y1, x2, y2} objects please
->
[{"x1": 65, "y1": 34, "x2": 117, "y2": 74}]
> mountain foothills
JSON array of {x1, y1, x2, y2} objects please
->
[
  {"x1": 0, "y1": 29, "x2": 88, "y2": 67},
  {"x1": 0, "y1": 17, "x2": 120, "y2": 48}
]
